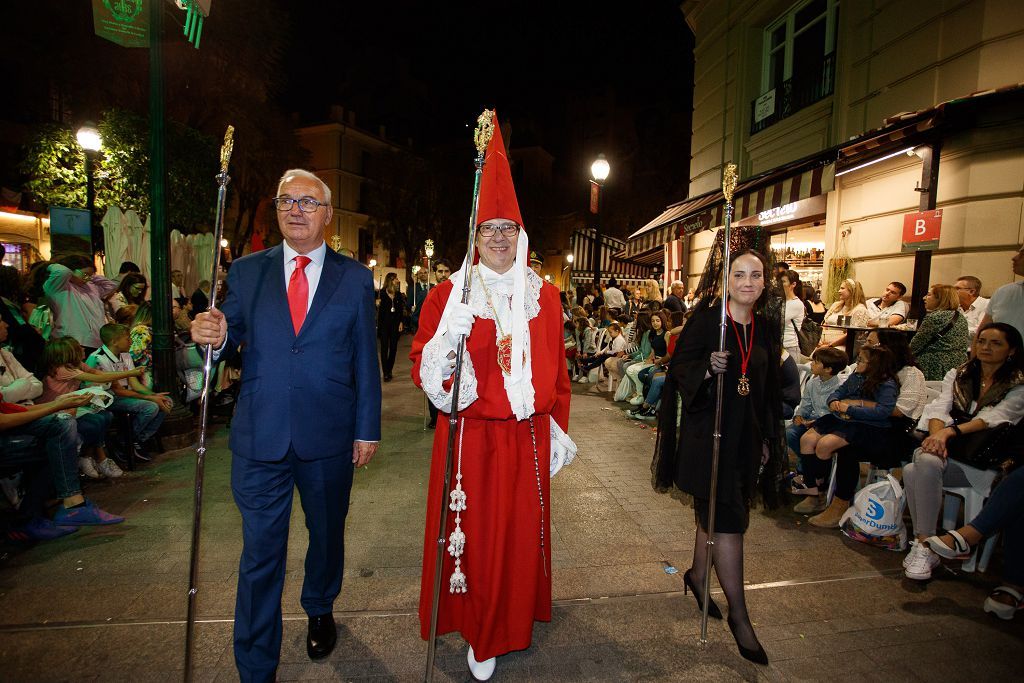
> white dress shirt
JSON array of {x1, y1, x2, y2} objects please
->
[
  {"x1": 961, "y1": 296, "x2": 989, "y2": 338},
  {"x1": 283, "y1": 240, "x2": 327, "y2": 312}
]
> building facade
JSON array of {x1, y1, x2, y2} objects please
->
[{"x1": 628, "y1": 0, "x2": 1024, "y2": 304}]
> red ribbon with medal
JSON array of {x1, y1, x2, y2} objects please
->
[{"x1": 726, "y1": 301, "x2": 754, "y2": 396}]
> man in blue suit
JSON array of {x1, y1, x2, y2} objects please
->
[{"x1": 192, "y1": 169, "x2": 381, "y2": 682}]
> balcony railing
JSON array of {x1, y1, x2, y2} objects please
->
[{"x1": 750, "y1": 52, "x2": 835, "y2": 135}]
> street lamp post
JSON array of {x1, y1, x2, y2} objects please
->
[
  {"x1": 76, "y1": 123, "x2": 103, "y2": 256},
  {"x1": 590, "y1": 154, "x2": 610, "y2": 288}
]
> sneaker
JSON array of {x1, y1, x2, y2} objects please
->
[
  {"x1": 638, "y1": 407, "x2": 658, "y2": 420},
  {"x1": 96, "y1": 458, "x2": 124, "y2": 479},
  {"x1": 903, "y1": 539, "x2": 925, "y2": 569},
  {"x1": 576, "y1": 376, "x2": 590, "y2": 384},
  {"x1": 132, "y1": 442, "x2": 152, "y2": 462},
  {"x1": 79, "y1": 457, "x2": 102, "y2": 480},
  {"x1": 904, "y1": 543, "x2": 940, "y2": 580},
  {"x1": 6, "y1": 517, "x2": 79, "y2": 542},
  {"x1": 53, "y1": 500, "x2": 125, "y2": 526}
]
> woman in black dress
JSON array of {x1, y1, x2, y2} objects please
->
[
  {"x1": 377, "y1": 272, "x2": 405, "y2": 381},
  {"x1": 655, "y1": 248, "x2": 781, "y2": 665}
]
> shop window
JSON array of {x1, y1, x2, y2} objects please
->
[
  {"x1": 751, "y1": 0, "x2": 839, "y2": 135},
  {"x1": 1, "y1": 242, "x2": 29, "y2": 272}
]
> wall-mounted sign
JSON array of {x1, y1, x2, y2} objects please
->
[
  {"x1": 754, "y1": 89, "x2": 776, "y2": 123},
  {"x1": 679, "y1": 210, "x2": 715, "y2": 235},
  {"x1": 49, "y1": 207, "x2": 92, "y2": 261},
  {"x1": 901, "y1": 209, "x2": 942, "y2": 253}
]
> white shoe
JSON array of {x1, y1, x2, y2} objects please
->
[
  {"x1": 0, "y1": 473, "x2": 23, "y2": 508},
  {"x1": 78, "y1": 457, "x2": 102, "y2": 480},
  {"x1": 97, "y1": 458, "x2": 124, "y2": 479},
  {"x1": 576, "y1": 376, "x2": 590, "y2": 384},
  {"x1": 467, "y1": 645, "x2": 496, "y2": 681},
  {"x1": 904, "y1": 543, "x2": 940, "y2": 580},
  {"x1": 902, "y1": 539, "x2": 921, "y2": 568},
  {"x1": 628, "y1": 393, "x2": 644, "y2": 406}
]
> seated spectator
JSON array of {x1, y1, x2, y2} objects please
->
[
  {"x1": 190, "y1": 280, "x2": 211, "y2": 319},
  {"x1": 0, "y1": 319, "x2": 44, "y2": 405},
  {"x1": 172, "y1": 298, "x2": 193, "y2": 338},
  {"x1": 786, "y1": 346, "x2": 847, "y2": 496},
  {"x1": 129, "y1": 302, "x2": 155, "y2": 387},
  {"x1": 955, "y1": 275, "x2": 988, "y2": 341},
  {"x1": 795, "y1": 346, "x2": 899, "y2": 517},
  {"x1": 663, "y1": 281, "x2": 685, "y2": 313},
  {"x1": 609, "y1": 312, "x2": 651, "y2": 390},
  {"x1": 170, "y1": 269, "x2": 186, "y2": 300},
  {"x1": 112, "y1": 261, "x2": 141, "y2": 287},
  {"x1": 43, "y1": 255, "x2": 117, "y2": 354},
  {"x1": 911, "y1": 283, "x2": 969, "y2": 381},
  {"x1": 625, "y1": 311, "x2": 669, "y2": 405},
  {"x1": 902, "y1": 322, "x2": 1024, "y2": 580},
  {"x1": 807, "y1": 330, "x2": 928, "y2": 527},
  {"x1": 924, "y1": 464, "x2": 1024, "y2": 620},
  {"x1": 86, "y1": 323, "x2": 172, "y2": 462},
  {"x1": 628, "y1": 318, "x2": 685, "y2": 420},
  {"x1": 643, "y1": 279, "x2": 663, "y2": 307},
  {"x1": 978, "y1": 244, "x2": 1023, "y2": 339},
  {"x1": 40, "y1": 336, "x2": 143, "y2": 479},
  {"x1": 866, "y1": 281, "x2": 908, "y2": 328},
  {"x1": 804, "y1": 285, "x2": 827, "y2": 324},
  {"x1": 114, "y1": 303, "x2": 138, "y2": 326},
  {"x1": 818, "y1": 278, "x2": 869, "y2": 350},
  {"x1": 580, "y1": 322, "x2": 626, "y2": 376},
  {"x1": 2, "y1": 392, "x2": 124, "y2": 539},
  {"x1": 106, "y1": 272, "x2": 148, "y2": 319}
]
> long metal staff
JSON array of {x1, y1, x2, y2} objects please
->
[
  {"x1": 424, "y1": 109, "x2": 494, "y2": 682},
  {"x1": 184, "y1": 125, "x2": 234, "y2": 681},
  {"x1": 699, "y1": 163, "x2": 738, "y2": 646}
]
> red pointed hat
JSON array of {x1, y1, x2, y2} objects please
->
[{"x1": 476, "y1": 112, "x2": 523, "y2": 227}]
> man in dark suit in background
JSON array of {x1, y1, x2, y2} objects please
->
[{"x1": 192, "y1": 169, "x2": 381, "y2": 682}]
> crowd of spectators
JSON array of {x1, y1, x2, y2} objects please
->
[
  {"x1": 574, "y1": 246, "x2": 1024, "y2": 621},
  {"x1": 1, "y1": 257, "x2": 212, "y2": 543}
]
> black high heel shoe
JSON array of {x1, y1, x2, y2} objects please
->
[
  {"x1": 727, "y1": 615, "x2": 768, "y2": 665},
  {"x1": 683, "y1": 569, "x2": 722, "y2": 620}
]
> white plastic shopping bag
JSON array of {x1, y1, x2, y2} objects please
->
[{"x1": 839, "y1": 473, "x2": 908, "y2": 551}]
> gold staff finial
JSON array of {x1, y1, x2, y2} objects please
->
[
  {"x1": 722, "y1": 163, "x2": 738, "y2": 203},
  {"x1": 219, "y1": 125, "x2": 235, "y2": 173},
  {"x1": 474, "y1": 110, "x2": 495, "y2": 156}
]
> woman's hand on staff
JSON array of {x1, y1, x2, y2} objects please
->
[
  {"x1": 709, "y1": 350, "x2": 730, "y2": 375},
  {"x1": 192, "y1": 309, "x2": 227, "y2": 348}
]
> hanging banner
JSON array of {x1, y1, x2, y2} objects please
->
[
  {"x1": 901, "y1": 209, "x2": 942, "y2": 253},
  {"x1": 93, "y1": 0, "x2": 149, "y2": 48},
  {"x1": 589, "y1": 180, "x2": 600, "y2": 214}
]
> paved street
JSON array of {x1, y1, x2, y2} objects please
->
[{"x1": 2, "y1": 336, "x2": 1022, "y2": 681}]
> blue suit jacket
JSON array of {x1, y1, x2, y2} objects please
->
[{"x1": 220, "y1": 244, "x2": 381, "y2": 461}]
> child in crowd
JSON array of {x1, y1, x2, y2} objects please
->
[
  {"x1": 578, "y1": 322, "x2": 627, "y2": 378},
  {"x1": 40, "y1": 336, "x2": 144, "y2": 479},
  {"x1": 795, "y1": 346, "x2": 899, "y2": 515},
  {"x1": 86, "y1": 324, "x2": 173, "y2": 461},
  {"x1": 786, "y1": 346, "x2": 847, "y2": 496}
]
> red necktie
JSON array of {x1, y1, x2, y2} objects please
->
[{"x1": 288, "y1": 255, "x2": 311, "y2": 334}]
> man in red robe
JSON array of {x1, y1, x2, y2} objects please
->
[{"x1": 411, "y1": 112, "x2": 576, "y2": 681}]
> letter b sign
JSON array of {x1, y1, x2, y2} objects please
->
[{"x1": 902, "y1": 210, "x2": 942, "y2": 253}]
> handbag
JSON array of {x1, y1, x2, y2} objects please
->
[
  {"x1": 792, "y1": 318, "x2": 822, "y2": 357},
  {"x1": 946, "y1": 422, "x2": 1024, "y2": 470},
  {"x1": 839, "y1": 473, "x2": 908, "y2": 551}
]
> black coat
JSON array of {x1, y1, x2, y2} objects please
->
[
  {"x1": 670, "y1": 306, "x2": 781, "y2": 505},
  {"x1": 377, "y1": 289, "x2": 405, "y2": 334}
]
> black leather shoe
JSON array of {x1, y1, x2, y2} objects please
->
[{"x1": 306, "y1": 613, "x2": 337, "y2": 660}]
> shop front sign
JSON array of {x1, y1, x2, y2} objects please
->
[
  {"x1": 901, "y1": 209, "x2": 942, "y2": 253},
  {"x1": 679, "y1": 210, "x2": 715, "y2": 235}
]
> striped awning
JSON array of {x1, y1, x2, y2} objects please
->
[
  {"x1": 572, "y1": 228, "x2": 654, "y2": 282},
  {"x1": 626, "y1": 156, "x2": 836, "y2": 258}
]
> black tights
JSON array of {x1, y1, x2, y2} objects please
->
[{"x1": 689, "y1": 525, "x2": 760, "y2": 650}]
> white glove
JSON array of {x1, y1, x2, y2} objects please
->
[{"x1": 445, "y1": 302, "x2": 476, "y2": 340}]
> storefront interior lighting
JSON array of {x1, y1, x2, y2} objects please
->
[
  {"x1": 771, "y1": 242, "x2": 824, "y2": 251},
  {"x1": 835, "y1": 147, "x2": 916, "y2": 177}
]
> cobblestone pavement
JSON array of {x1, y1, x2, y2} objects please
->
[{"x1": 1, "y1": 336, "x2": 1021, "y2": 681}]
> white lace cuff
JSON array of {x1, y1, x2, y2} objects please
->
[
  {"x1": 420, "y1": 333, "x2": 478, "y2": 413},
  {"x1": 549, "y1": 419, "x2": 577, "y2": 477}
]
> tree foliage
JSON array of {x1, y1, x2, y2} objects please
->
[{"x1": 21, "y1": 109, "x2": 218, "y2": 232}]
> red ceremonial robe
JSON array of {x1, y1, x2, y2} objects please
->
[{"x1": 410, "y1": 277, "x2": 571, "y2": 660}]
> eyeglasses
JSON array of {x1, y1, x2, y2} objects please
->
[
  {"x1": 478, "y1": 223, "x2": 519, "y2": 238},
  {"x1": 273, "y1": 196, "x2": 328, "y2": 213}
]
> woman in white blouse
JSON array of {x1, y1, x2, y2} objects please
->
[
  {"x1": 902, "y1": 322, "x2": 1024, "y2": 580},
  {"x1": 818, "y1": 278, "x2": 869, "y2": 348}
]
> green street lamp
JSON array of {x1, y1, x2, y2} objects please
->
[{"x1": 590, "y1": 154, "x2": 610, "y2": 287}]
